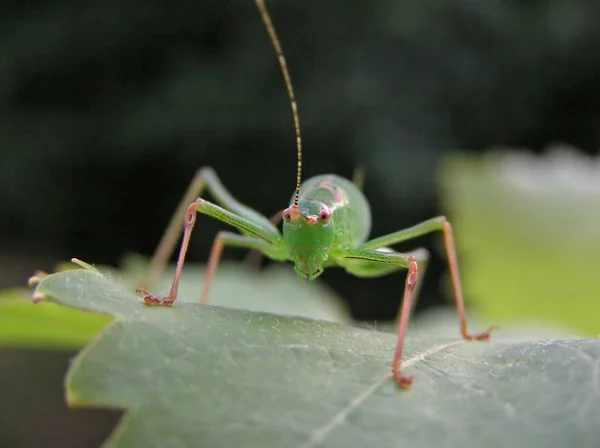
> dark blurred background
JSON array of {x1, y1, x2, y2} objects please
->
[{"x1": 2, "y1": 0, "x2": 600, "y2": 446}]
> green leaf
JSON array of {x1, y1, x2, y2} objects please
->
[
  {"x1": 0, "y1": 256, "x2": 349, "y2": 349},
  {"x1": 118, "y1": 255, "x2": 351, "y2": 324},
  {"x1": 439, "y1": 147, "x2": 600, "y2": 335},
  {"x1": 32, "y1": 264, "x2": 600, "y2": 447},
  {"x1": 0, "y1": 287, "x2": 111, "y2": 349}
]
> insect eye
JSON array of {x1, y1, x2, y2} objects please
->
[
  {"x1": 319, "y1": 208, "x2": 331, "y2": 222},
  {"x1": 282, "y1": 208, "x2": 292, "y2": 222}
]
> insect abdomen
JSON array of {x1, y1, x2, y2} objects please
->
[{"x1": 296, "y1": 174, "x2": 371, "y2": 246}]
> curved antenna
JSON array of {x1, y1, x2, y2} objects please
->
[{"x1": 255, "y1": 0, "x2": 303, "y2": 206}]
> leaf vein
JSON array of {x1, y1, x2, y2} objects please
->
[{"x1": 300, "y1": 340, "x2": 466, "y2": 448}]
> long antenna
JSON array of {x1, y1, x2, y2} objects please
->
[{"x1": 255, "y1": 0, "x2": 303, "y2": 206}]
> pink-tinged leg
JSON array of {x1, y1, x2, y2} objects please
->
[
  {"x1": 391, "y1": 256, "x2": 418, "y2": 388},
  {"x1": 138, "y1": 200, "x2": 201, "y2": 306},
  {"x1": 198, "y1": 231, "x2": 279, "y2": 304},
  {"x1": 138, "y1": 197, "x2": 285, "y2": 306},
  {"x1": 199, "y1": 233, "x2": 225, "y2": 305},
  {"x1": 141, "y1": 167, "x2": 279, "y2": 291},
  {"x1": 441, "y1": 219, "x2": 497, "y2": 341},
  {"x1": 359, "y1": 216, "x2": 497, "y2": 342}
]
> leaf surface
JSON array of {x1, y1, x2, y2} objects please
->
[
  {"x1": 32, "y1": 266, "x2": 600, "y2": 448},
  {"x1": 0, "y1": 257, "x2": 349, "y2": 348}
]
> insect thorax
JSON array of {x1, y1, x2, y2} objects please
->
[{"x1": 295, "y1": 174, "x2": 371, "y2": 246}]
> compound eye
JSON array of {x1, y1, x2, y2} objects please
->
[
  {"x1": 282, "y1": 208, "x2": 292, "y2": 223},
  {"x1": 319, "y1": 208, "x2": 331, "y2": 223}
]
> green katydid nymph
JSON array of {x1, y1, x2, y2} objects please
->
[{"x1": 137, "y1": 0, "x2": 495, "y2": 388}]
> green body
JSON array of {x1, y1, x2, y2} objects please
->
[
  {"x1": 283, "y1": 174, "x2": 371, "y2": 279},
  {"x1": 294, "y1": 174, "x2": 371, "y2": 245}
]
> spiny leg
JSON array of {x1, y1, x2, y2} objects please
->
[
  {"x1": 138, "y1": 197, "x2": 287, "y2": 306},
  {"x1": 359, "y1": 216, "x2": 496, "y2": 341},
  {"x1": 142, "y1": 167, "x2": 278, "y2": 290},
  {"x1": 339, "y1": 248, "x2": 422, "y2": 388}
]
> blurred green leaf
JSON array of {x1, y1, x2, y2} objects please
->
[
  {"x1": 0, "y1": 287, "x2": 111, "y2": 349},
  {"x1": 29, "y1": 263, "x2": 600, "y2": 447},
  {"x1": 439, "y1": 146, "x2": 600, "y2": 335}
]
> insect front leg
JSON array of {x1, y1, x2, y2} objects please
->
[
  {"x1": 359, "y1": 216, "x2": 496, "y2": 342},
  {"x1": 138, "y1": 198, "x2": 288, "y2": 306},
  {"x1": 337, "y1": 248, "x2": 424, "y2": 388},
  {"x1": 142, "y1": 167, "x2": 278, "y2": 290}
]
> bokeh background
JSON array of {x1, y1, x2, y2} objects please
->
[{"x1": 2, "y1": 0, "x2": 600, "y2": 446}]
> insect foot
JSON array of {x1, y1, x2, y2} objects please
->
[
  {"x1": 393, "y1": 372, "x2": 415, "y2": 389},
  {"x1": 464, "y1": 325, "x2": 498, "y2": 341},
  {"x1": 136, "y1": 288, "x2": 175, "y2": 306}
]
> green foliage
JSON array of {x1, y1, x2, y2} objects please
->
[
  {"x1": 0, "y1": 287, "x2": 110, "y2": 349},
  {"x1": 440, "y1": 148, "x2": 600, "y2": 336},
  {"x1": 29, "y1": 262, "x2": 600, "y2": 447}
]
